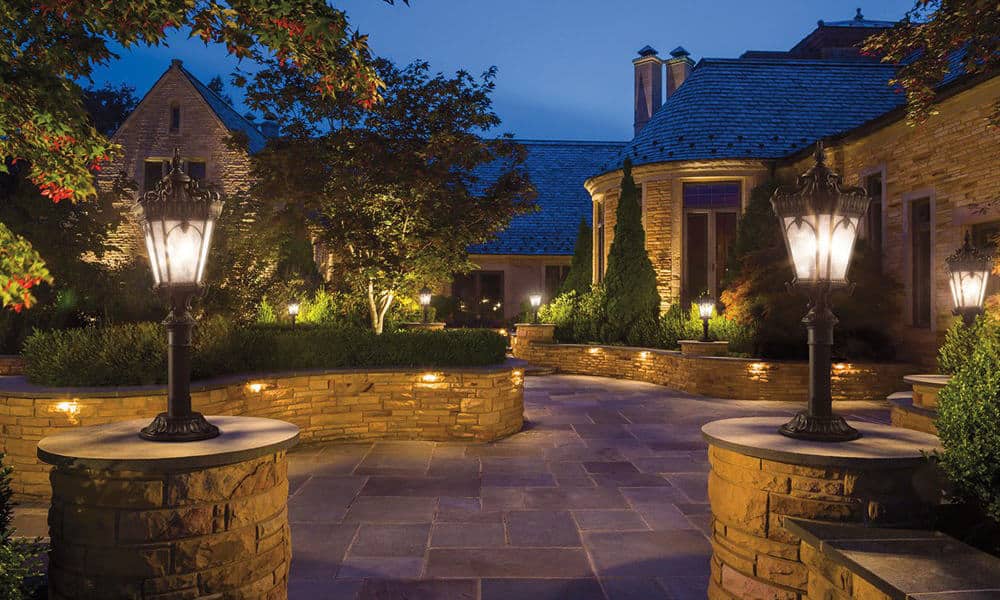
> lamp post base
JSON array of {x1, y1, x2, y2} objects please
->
[
  {"x1": 778, "y1": 411, "x2": 861, "y2": 442},
  {"x1": 139, "y1": 411, "x2": 220, "y2": 442}
]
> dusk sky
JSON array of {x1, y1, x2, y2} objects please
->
[{"x1": 89, "y1": 0, "x2": 916, "y2": 141}]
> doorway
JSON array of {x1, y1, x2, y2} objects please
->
[{"x1": 682, "y1": 182, "x2": 740, "y2": 301}]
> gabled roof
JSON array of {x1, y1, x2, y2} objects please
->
[
  {"x1": 177, "y1": 62, "x2": 269, "y2": 153},
  {"x1": 469, "y1": 140, "x2": 627, "y2": 256},
  {"x1": 598, "y1": 58, "x2": 902, "y2": 174}
]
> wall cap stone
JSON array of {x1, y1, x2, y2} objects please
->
[
  {"x1": 37, "y1": 416, "x2": 299, "y2": 471},
  {"x1": 902, "y1": 374, "x2": 950, "y2": 388},
  {"x1": 702, "y1": 417, "x2": 940, "y2": 469},
  {"x1": 0, "y1": 358, "x2": 527, "y2": 398}
]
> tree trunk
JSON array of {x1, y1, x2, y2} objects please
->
[{"x1": 367, "y1": 281, "x2": 395, "y2": 335}]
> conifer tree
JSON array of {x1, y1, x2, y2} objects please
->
[
  {"x1": 601, "y1": 159, "x2": 660, "y2": 345},
  {"x1": 559, "y1": 218, "x2": 593, "y2": 296}
]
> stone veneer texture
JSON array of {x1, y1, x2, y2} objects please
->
[
  {"x1": 512, "y1": 338, "x2": 916, "y2": 404},
  {"x1": 1, "y1": 365, "x2": 523, "y2": 501},
  {"x1": 47, "y1": 452, "x2": 291, "y2": 599},
  {"x1": 705, "y1": 445, "x2": 934, "y2": 600}
]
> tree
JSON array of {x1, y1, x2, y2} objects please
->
[
  {"x1": 601, "y1": 159, "x2": 660, "y2": 345},
  {"x1": 862, "y1": 0, "x2": 999, "y2": 126},
  {"x1": 0, "y1": 0, "x2": 404, "y2": 311},
  {"x1": 82, "y1": 83, "x2": 139, "y2": 136},
  {"x1": 559, "y1": 218, "x2": 593, "y2": 296},
  {"x1": 245, "y1": 59, "x2": 536, "y2": 334},
  {"x1": 206, "y1": 75, "x2": 235, "y2": 106}
]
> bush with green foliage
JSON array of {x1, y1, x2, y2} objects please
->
[
  {"x1": 938, "y1": 316, "x2": 982, "y2": 375},
  {"x1": 721, "y1": 181, "x2": 898, "y2": 361},
  {"x1": 658, "y1": 304, "x2": 754, "y2": 353},
  {"x1": 601, "y1": 160, "x2": 660, "y2": 346},
  {"x1": 936, "y1": 316, "x2": 1000, "y2": 521},
  {"x1": 23, "y1": 320, "x2": 507, "y2": 387},
  {"x1": 538, "y1": 286, "x2": 608, "y2": 344},
  {"x1": 1, "y1": 455, "x2": 43, "y2": 600},
  {"x1": 560, "y1": 219, "x2": 593, "y2": 296}
]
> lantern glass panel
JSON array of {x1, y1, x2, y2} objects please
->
[
  {"x1": 949, "y1": 269, "x2": 988, "y2": 311},
  {"x1": 697, "y1": 299, "x2": 714, "y2": 320},
  {"x1": 419, "y1": 291, "x2": 432, "y2": 306},
  {"x1": 529, "y1": 294, "x2": 542, "y2": 308}
]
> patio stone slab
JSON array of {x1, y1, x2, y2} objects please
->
[
  {"x1": 523, "y1": 487, "x2": 629, "y2": 510},
  {"x1": 431, "y1": 523, "x2": 506, "y2": 548},
  {"x1": 481, "y1": 578, "x2": 605, "y2": 600},
  {"x1": 359, "y1": 579, "x2": 477, "y2": 600},
  {"x1": 360, "y1": 477, "x2": 480, "y2": 498},
  {"x1": 572, "y1": 510, "x2": 649, "y2": 531},
  {"x1": 338, "y1": 557, "x2": 425, "y2": 580},
  {"x1": 343, "y1": 497, "x2": 437, "y2": 523},
  {"x1": 601, "y1": 577, "x2": 670, "y2": 600},
  {"x1": 583, "y1": 530, "x2": 711, "y2": 577},
  {"x1": 506, "y1": 510, "x2": 581, "y2": 547},
  {"x1": 350, "y1": 524, "x2": 431, "y2": 557},
  {"x1": 425, "y1": 548, "x2": 593, "y2": 578}
]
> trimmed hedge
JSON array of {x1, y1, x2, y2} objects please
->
[{"x1": 22, "y1": 318, "x2": 507, "y2": 387}]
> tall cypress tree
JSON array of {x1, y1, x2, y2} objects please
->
[
  {"x1": 601, "y1": 159, "x2": 660, "y2": 345},
  {"x1": 559, "y1": 218, "x2": 593, "y2": 296}
]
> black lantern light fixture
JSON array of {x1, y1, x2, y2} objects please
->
[
  {"x1": 419, "y1": 287, "x2": 432, "y2": 323},
  {"x1": 770, "y1": 142, "x2": 869, "y2": 442},
  {"x1": 946, "y1": 232, "x2": 992, "y2": 326},
  {"x1": 287, "y1": 302, "x2": 300, "y2": 327},
  {"x1": 529, "y1": 293, "x2": 543, "y2": 323},
  {"x1": 135, "y1": 149, "x2": 224, "y2": 442},
  {"x1": 696, "y1": 292, "x2": 715, "y2": 342}
]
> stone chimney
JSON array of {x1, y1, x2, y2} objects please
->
[
  {"x1": 259, "y1": 120, "x2": 280, "y2": 138},
  {"x1": 666, "y1": 47, "x2": 694, "y2": 96},
  {"x1": 633, "y1": 46, "x2": 663, "y2": 136}
]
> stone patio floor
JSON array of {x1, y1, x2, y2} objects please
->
[{"x1": 14, "y1": 374, "x2": 891, "y2": 599}]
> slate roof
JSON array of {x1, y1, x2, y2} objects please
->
[
  {"x1": 597, "y1": 58, "x2": 903, "y2": 174},
  {"x1": 179, "y1": 65, "x2": 269, "y2": 153},
  {"x1": 469, "y1": 140, "x2": 627, "y2": 256}
]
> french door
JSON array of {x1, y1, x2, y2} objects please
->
[{"x1": 684, "y1": 209, "x2": 738, "y2": 302}]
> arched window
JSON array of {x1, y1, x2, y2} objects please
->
[{"x1": 169, "y1": 103, "x2": 180, "y2": 133}]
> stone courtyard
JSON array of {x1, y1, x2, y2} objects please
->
[{"x1": 278, "y1": 374, "x2": 889, "y2": 599}]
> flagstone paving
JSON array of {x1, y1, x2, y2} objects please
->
[{"x1": 11, "y1": 374, "x2": 891, "y2": 599}]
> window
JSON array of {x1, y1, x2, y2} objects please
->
[
  {"x1": 143, "y1": 160, "x2": 165, "y2": 192},
  {"x1": 863, "y1": 172, "x2": 883, "y2": 263},
  {"x1": 596, "y1": 202, "x2": 606, "y2": 283},
  {"x1": 169, "y1": 104, "x2": 180, "y2": 133},
  {"x1": 186, "y1": 161, "x2": 206, "y2": 181},
  {"x1": 683, "y1": 182, "x2": 740, "y2": 301},
  {"x1": 545, "y1": 265, "x2": 571, "y2": 299},
  {"x1": 910, "y1": 198, "x2": 932, "y2": 328}
]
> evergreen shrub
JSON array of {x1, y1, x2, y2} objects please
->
[{"x1": 0, "y1": 455, "x2": 43, "y2": 600}]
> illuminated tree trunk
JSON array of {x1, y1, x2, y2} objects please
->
[{"x1": 367, "y1": 280, "x2": 395, "y2": 335}]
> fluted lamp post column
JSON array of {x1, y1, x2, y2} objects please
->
[
  {"x1": 946, "y1": 233, "x2": 992, "y2": 326},
  {"x1": 770, "y1": 142, "x2": 869, "y2": 442},
  {"x1": 135, "y1": 149, "x2": 224, "y2": 442}
]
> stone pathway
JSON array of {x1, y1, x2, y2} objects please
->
[
  {"x1": 11, "y1": 374, "x2": 890, "y2": 599},
  {"x1": 283, "y1": 375, "x2": 889, "y2": 600}
]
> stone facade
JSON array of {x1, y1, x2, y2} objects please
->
[
  {"x1": 706, "y1": 444, "x2": 936, "y2": 600},
  {"x1": 511, "y1": 337, "x2": 916, "y2": 404},
  {"x1": 798, "y1": 539, "x2": 893, "y2": 600},
  {"x1": 0, "y1": 364, "x2": 524, "y2": 502},
  {"x1": 589, "y1": 77, "x2": 1000, "y2": 367},
  {"x1": 0, "y1": 355, "x2": 24, "y2": 376},
  {"x1": 97, "y1": 60, "x2": 256, "y2": 266},
  {"x1": 46, "y1": 450, "x2": 291, "y2": 600}
]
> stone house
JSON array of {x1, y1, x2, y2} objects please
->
[
  {"x1": 98, "y1": 59, "x2": 273, "y2": 265},
  {"x1": 586, "y1": 11, "x2": 999, "y2": 367}
]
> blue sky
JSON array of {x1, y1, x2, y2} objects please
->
[{"x1": 88, "y1": 0, "x2": 916, "y2": 141}]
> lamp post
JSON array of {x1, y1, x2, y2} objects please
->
[
  {"x1": 287, "y1": 302, "x2": 300, "y2": 327},
  {"x1": 529, "y1": 293, "x2": 543, "y2": 323},
  {"x1": 696, "y1": 293, "x2": 714, "y2": 342},
  {"x1": 419, "y1": 287, "x2": 432, "y2": 324},
  {"x1": 770, "y1": 142, "x2": 868, "y2": 442},
  {"x1": 134, "y1": 149, "x2": 223, "y2": 442},
  {"x1": 946, "y1": 232, "x2": 992, "y2": 326}
]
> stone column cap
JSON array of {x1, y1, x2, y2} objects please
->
[
  {"x1": 702, "y1": 417, "x2": 941, "y2": 469},
  {"x1": 903, "y1": 374, "x2": 950, "y2": 388},
  {"x1": 37, "y1": 416, "x2": 299, "y2": 471}
]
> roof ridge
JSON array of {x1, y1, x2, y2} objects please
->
[
  {"x1": 511, "y1": 138, "x2": 629, "y2": 146},
  {"x1": 698, "y1": 57, "x2": 897, "y2": 67}
]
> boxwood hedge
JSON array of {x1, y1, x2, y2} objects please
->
[{"x1": 22, "y1": 318, "x2": 507, "y2": 387}]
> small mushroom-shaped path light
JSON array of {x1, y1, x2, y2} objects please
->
[
  {"x1": 287, "y1": 302, "x2": 300, "y2": 327},
  {"x1": 770, "y1": 141, "x2": 869, "y2": 442},
  {"x1": 946, "y1": 232, "x2": 992, "y2": 326},
  {"x1": 529, "y1": 293, "x2": 543, "y2": 323},
  {"x1": 134, "y1": 149, "x2": 224, "y2": 442},
  {"x1": 696, "y1": 293, "x2": 715, "y2": 342},
  {"x1": 419, "y1": 287, "x2": 432, "y2": 323}
]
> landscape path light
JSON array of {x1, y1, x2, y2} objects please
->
[
  {"x1": 770, "y1": 141, "x2": 868, "y2": 442},
  {"x1": 946, "y1": 232, "x2": 992, "y2": 326},
  {"x1": 134, "y1": 149, "x2": 223, "y2": 442},
  {"x1": 696, "y1": 292, "x2": 714, "y2": 342},
  {"x1": 287, "y1": 302, "x2": 300, "y2": 327},
  {"x1": 529, "y1": 293, "x2": 543, "y2": 323},
  {"x1": 419, "y1": 287, "x2": 432, "y2": 323}
]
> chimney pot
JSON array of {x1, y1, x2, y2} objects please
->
[
  {"x1": 633, "y1": 46, "x2": 663, "y2": 136},
  {"x1": 665, "y1": 47, "x2": 694, "y2": 97}
]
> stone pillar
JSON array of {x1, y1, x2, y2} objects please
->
[
  {"x1": 37, "y1": 416, "x2": 299, "y2": 600},
  {"x1": 514, "y1": 323, "x2": 555, "y2": 344},
  {"x1": 702, "y1": 417, "x2": 941, "y2": 600}
]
